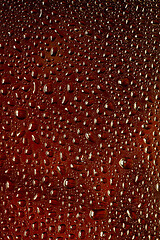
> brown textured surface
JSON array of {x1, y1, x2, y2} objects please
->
[{"x1": 0, "y1": 0, "x2": 160, "y2": 239}]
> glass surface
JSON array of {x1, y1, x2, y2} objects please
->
[{"x1": 0, "y1": 0, "x2": 160, "y2": 239}]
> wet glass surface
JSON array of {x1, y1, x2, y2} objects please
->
[{"x1": 0, "y1": 0, "x2": 160, "y2": 239}]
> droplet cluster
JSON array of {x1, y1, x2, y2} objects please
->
[{"x1": 0, "y1": 0, "x2": 160, "y2": 239}]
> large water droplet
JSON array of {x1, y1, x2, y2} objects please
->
[
  {"x1": 89, "y1": 209, "x2": 107, "y2": 220},
  {"x1": 15, "y1": 108, "x2": 27, "y2": 119},
  {"x1": 119, "y1": 158, "x2": 133, "y2": 169},
  {"x1": 63, "y1": 178, "x2": 76, "y2": 188}
]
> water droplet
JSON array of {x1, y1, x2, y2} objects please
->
[
  {"x1": 89, "y1": 209, "x2": 107, "y2": 220},
  {"x1": 43, "y1": 83, "x2": 53, "y2": 94},
  {"x1": 63, "y1": 178, "x2": 76, "y2": 188},
  {"x1": 15, "y1": 108, "x2": 27, "y2": 119},
  {"x1": 50, "y1": 47, "x2": 58, "y2": 56},
  {"x1": 119, "y1": 158, "x2": 133, "y2": 169}
]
